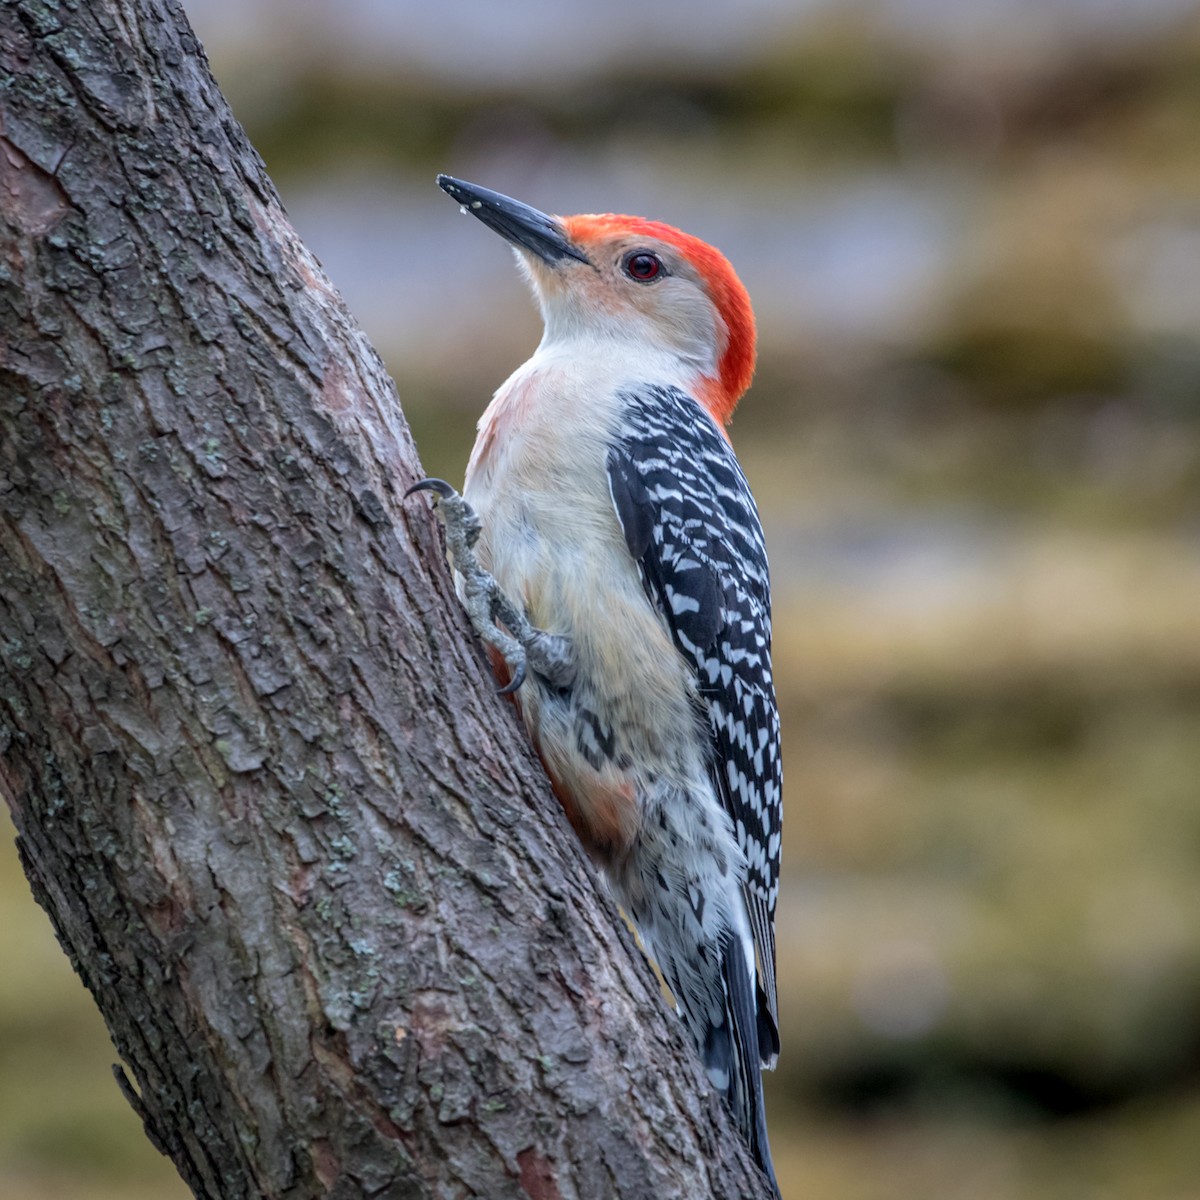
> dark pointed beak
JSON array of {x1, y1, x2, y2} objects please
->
[{"x1": 437, "y1": 175, "x2": 590, "y2": 266}]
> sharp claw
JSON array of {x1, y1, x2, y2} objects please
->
[
  {"x1": 405, "y1": 475, "x2": 545, "y2": 694},
  {"x1": 496, "y1": 657, "x2": 526, "y2": 695},
  {"x1": 404, "y1": 477, "x2": 458, "y2": 501}
]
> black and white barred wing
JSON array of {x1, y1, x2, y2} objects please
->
[{"x1": 606, "y1": 384, "x2": 782, "y2": 1064}]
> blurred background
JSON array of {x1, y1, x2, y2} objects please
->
[{"x1": 4, "y1": 0, "x2": 1200, "y2": 1196}]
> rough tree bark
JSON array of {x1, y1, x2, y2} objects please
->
[{"x1": 0, "y1": 2, "x2": 776, "y2": 1198}]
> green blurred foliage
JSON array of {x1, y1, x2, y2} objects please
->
[{"x1": 0, "y1": 810, "x2": 186, "y2": 1200}]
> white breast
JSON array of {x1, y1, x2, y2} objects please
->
[{"x1": 462, "y1": 344, "x2": 703, "y2": 772}]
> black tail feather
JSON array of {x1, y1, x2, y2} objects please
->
[{"x1": 721, "y1": 933, "x2": 780, "y2": 1197}]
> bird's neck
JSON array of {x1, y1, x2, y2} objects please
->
[{"x1": 534, "y1": 324, "x2": 719, "y2": 402}]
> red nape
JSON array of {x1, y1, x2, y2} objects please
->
[{"x1": 562, "y1": 213, "x2": 756, "y2": 425}]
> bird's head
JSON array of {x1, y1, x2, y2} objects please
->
[{"x1": 437, "y1": 175, "x2": 756, "y2": 426}]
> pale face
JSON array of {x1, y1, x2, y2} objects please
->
[
  {"x1": 519, "y1": 234, "x2": 728, "y2": 380},
  {"x1": 434, "y1": 176, "x2": 750, "y2": 411}
]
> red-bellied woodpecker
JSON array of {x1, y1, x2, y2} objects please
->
[{"x1": 409, "y1": 175, "x2": 782, "y2": 1194}]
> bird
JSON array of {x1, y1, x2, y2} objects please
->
[{"x1": 408, "y1": 174, "x2": 782, "y2": 1195}]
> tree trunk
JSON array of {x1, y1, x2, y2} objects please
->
[{"x1": 0, "y1": 2, "x2": 773, "y2": 1198}]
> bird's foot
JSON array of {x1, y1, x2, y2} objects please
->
[{"x1": 406, "y1": 478, "x2": 574, "y2": 694}]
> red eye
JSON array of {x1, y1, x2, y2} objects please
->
[{"x1": 624, "y1": 251, "x2": 663, "y2": 281}]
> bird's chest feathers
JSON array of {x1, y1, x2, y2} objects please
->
[
  {"x1": 466, "y1": 368, "x2": 544, "y2": 486},
  {"x1": 463, "y1": 365, "x2": 627, "y2": 624},
  {"x1": 467, "y1": 365, "x2": 614, "y2": 526}
]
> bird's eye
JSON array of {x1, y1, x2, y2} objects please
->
[{"x1": 623, "y1": 251, "x2": 663, "y2": 282}]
